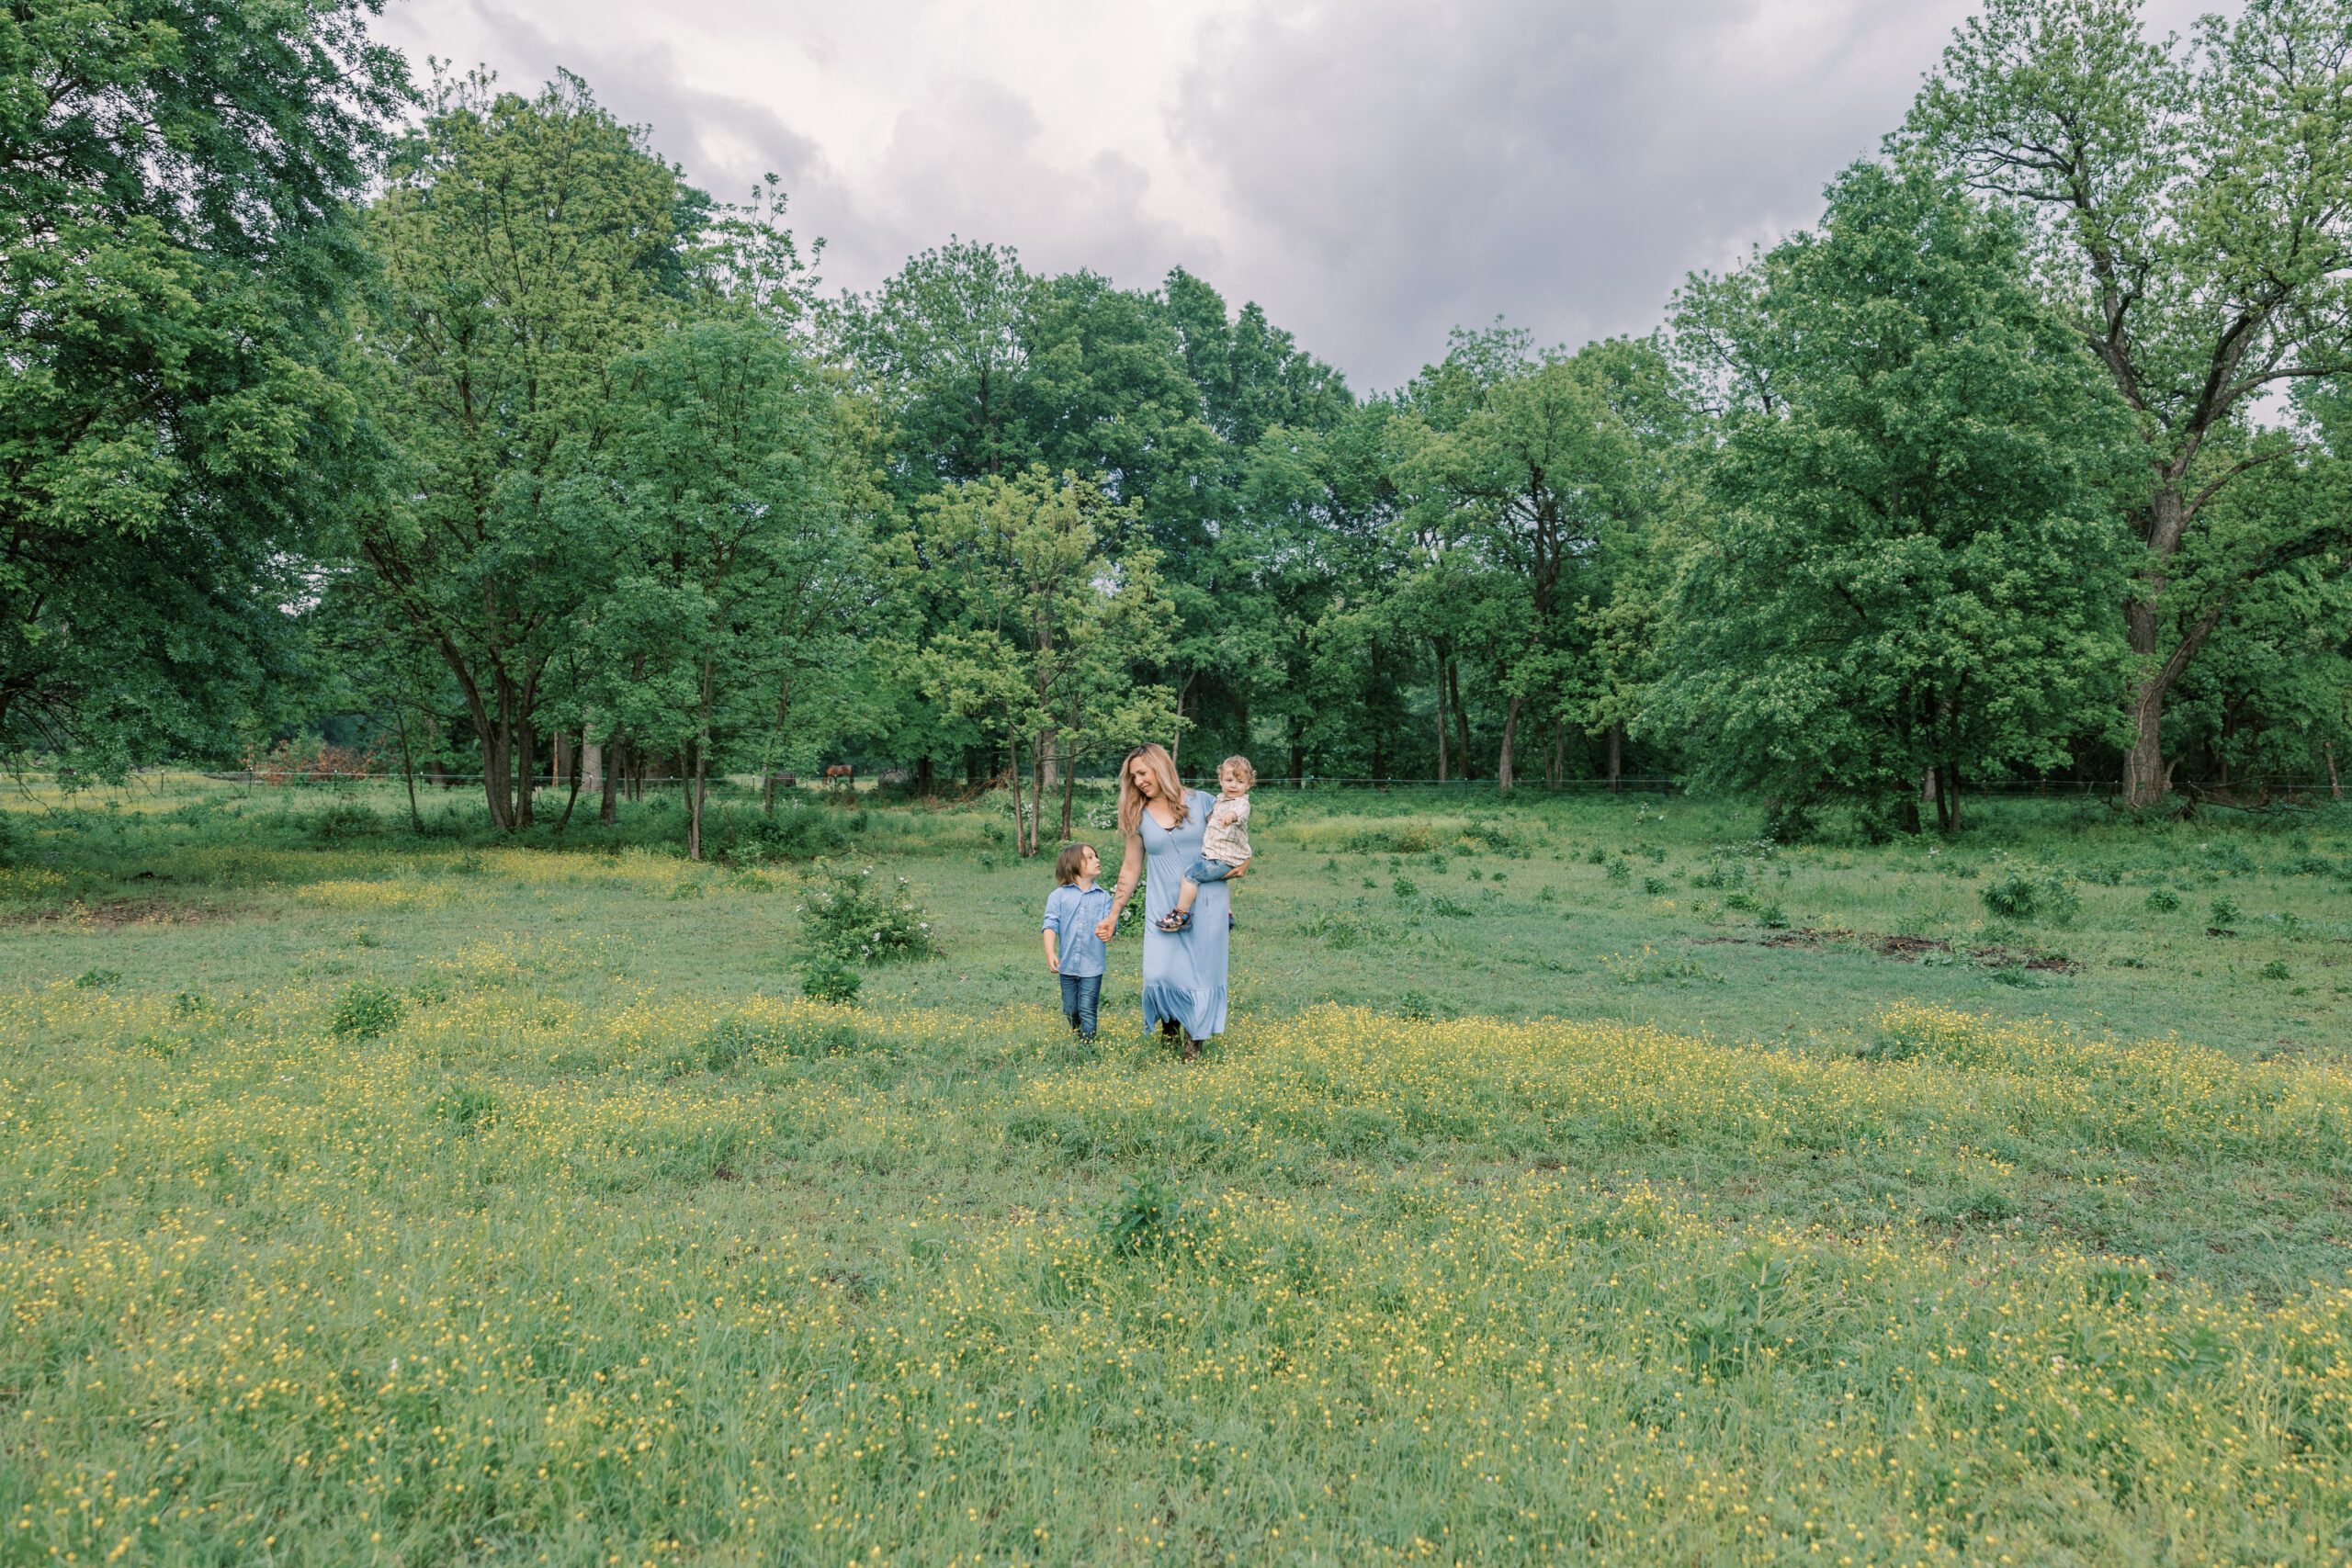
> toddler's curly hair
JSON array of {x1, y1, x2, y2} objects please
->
[{"x1": 1219, "y1": 755, "x2": 1257, "y2": 789}]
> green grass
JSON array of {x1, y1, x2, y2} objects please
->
[
  {"x1": 8, "y1": 776, "x2": 2349, "y2": 1059},
  {"x1": 2, "y1": 780, "x2": 2349, "y2": 1563}
]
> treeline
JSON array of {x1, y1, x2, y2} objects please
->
[{"x1": 10, "y1": 0, "x2": 2352, "y2": 853}]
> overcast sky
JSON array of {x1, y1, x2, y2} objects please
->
[{"x1": 373, "y1": 0, "x2": 2216, "y2": 391}]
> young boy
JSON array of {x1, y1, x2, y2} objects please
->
[
  {"x1": 1041, "y1": 842, "x2": 1114, "y2": 1040},
  {"x1": 1157, "y1": 755, "x2": 1253, "y2": 932}
]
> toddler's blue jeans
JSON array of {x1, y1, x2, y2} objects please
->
[
  {"x1": 1059, "y1": 973, "x2": 1102, "y2": 1040},
  {"x1": 1183, "y1": 857, "x2": 1238, "y2": 886}
]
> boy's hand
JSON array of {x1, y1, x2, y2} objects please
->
[
  {"x1": 1046, "y1": 954, "x2": 1060, "y2": 974},
  {"x1": 1093, "y1": 914, "x2": 1117, "y2": 942}
]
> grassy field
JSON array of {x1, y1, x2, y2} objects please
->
[{"x1": 2, "y1": 778, "x2": 2350, "y2": 1564}]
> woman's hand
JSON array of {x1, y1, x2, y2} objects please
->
[{"x1": 1098, "y1": 830, "x2": 1145, "y2": 941}]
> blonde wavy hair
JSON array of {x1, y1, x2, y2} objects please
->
[{"x1": 1116, "y1": 743, "x2": 1190, "y2": 835}]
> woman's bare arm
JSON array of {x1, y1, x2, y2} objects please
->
[{"x1": 1095, "y1": 831, "x2": 1144, "y2": 941}]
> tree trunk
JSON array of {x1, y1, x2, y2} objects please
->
[
  {"x1": 1945, "y1": 758, "x2": 1964, "y2": 834},
  {"x1": 395, "y1": 705, "x2": 423, "y2": 833},
  {"x1": 552, "y1": 732, "x2": 571, "y2": 795},
  {"x1": 1607, "y1": 723, "x2": 1623, "y2": 795},
  {"x1": 1006, "y1": 713, "x2": 1031, "y2": 857},
  {"x1": 515, "y1": 720, "x2": 537, "y2": 829},
  {"x1": 600, "y1": 736, "x2": 619, "y2": 825},
  {"x1": 2121, "y1": 487, "x2": 2233, "y2": 807},
  {"x1": 1032, "y1": 726, "x2": 1049, "y2": 851},
  {"x1": 1548, "y1": 717, "x2": 1563, "y2": 788},
  {"x1": 481, "y1": 715, "x2": 516, "y2": 831},
  {"x1": 2327, "y1": 742, "x2": 2344, "y2": 802},
  {"x1": 1497, "y1": 694, "x2": 1522, "y2": 794},
  {"x1": 1060, "y1": 750, "x2": 1078, "y2": 842},
  {"x1": 1448, "y1": 661, "x2": 1470, "y2": 776},
  {"x1": 555, "y1": 736, "x2": 584, "y2": 832},
  {"x1": 582, "y1": 740, "x2": 603, "y2": 803},
  {"x1": 1290, "y1": 742, "x2": 1304, "y2": 790},
  {"x1": 686, "y1": 735, "x2": 707, "y2": 861},
  {"x1": 1434, "y1": 678, "x2": 1448, "y2": 784},
  {"x1": 917, "y1": 755, "x2": 935, "y2": 797},
  {"x1": 1170, "y1": 671, "x2": 1197, "y2": 772}
]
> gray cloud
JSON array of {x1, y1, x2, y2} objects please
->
[
  {"x1": 1168, "y1": 0, "x2": 1969, "y2": 386},
  {"x1": 376, "y1": 0, "x2": 2224, "y2": 391}
]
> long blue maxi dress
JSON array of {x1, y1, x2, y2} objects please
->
[{"x1": 1139, "y1": 788, "x2": 1230, "y2": 1039}]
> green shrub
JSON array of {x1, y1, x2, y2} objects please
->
[
  {"x1": 332, "y1": 980, "x2": 404, "y2": 1041},
  {"x1": 1102, "y1": 1174, "x2": 1183, "y2": 1257},
  {"x1": 1604, "y1": 859, "x2": 1632, "y2": 885},
  {"x1": 2209, "y1": 896, "x2": 2240, "y2": 930},
  {"x1": 74, "y1": 967, "x2": 120, "y2": 988},
  {"x1": 307, "y1": 800, "x2": 384, "y2": 846},
  {"x1": 1396, "y1": 989, "x2": 1435, "y2": 1021},
  {"x1": 1980, "y1": 868, "x2": 2080, "y2": 925},
  {"x1": 1641, "y1": 875, "x2": 1669, "y2": 896},
  {"x1": 798, "y1": 867, "x2": 937, "y2": 964},
  {"x1": 2145, "y1": 888, "x2": 2181, "y2": 912},
  {"x1": 1391, "y1": 876, "x2": 1419, "y2": 899},
  {"x1": 799, "y1": 958, "x2": 863, "y2": 1005},
  {"x1": 1980, "y1": 872, "x2": 2039, "y2": 919}
]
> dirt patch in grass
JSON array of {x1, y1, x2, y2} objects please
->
[
  {"x1": 1698, "y1": 928, "x2": 2080, "y2": 974},
  {"x1": 0, "y1": 897, "x2": 264, "y2": 929}
]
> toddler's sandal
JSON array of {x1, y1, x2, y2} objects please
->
[{"x1": 1156, "y1": 908, "x2": 1193, "y2": 932}]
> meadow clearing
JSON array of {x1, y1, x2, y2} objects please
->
[{"x1": 3, "y1": 777, "x2": 2351, "y2": 1565}]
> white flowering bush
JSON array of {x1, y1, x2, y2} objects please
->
[{"x1": 797, "y1": 864, "x2": 939, "y2": 964}]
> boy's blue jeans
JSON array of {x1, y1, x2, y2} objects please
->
[
  {"x1": 1059, "y1": 973, "x2": 1102, "y2": 1039},
  {"x1": 1183, "y1": 857, "x2": 1238, "y2": 886}
]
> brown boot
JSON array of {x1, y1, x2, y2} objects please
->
[{"x1": 1179, "y1": 1032, "x2": 1200, "y2": 1062}]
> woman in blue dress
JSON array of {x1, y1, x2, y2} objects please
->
[{"x1": 1094, "y1": 743, "x2": 1243, "y2": 1059}]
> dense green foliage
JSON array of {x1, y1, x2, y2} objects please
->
[
  {"x1": 11, "y1": 0, "x2": 2352, "y2": 847},
  {"x1": 0, "y1": 0, "x2": 405, "y2": 774}
]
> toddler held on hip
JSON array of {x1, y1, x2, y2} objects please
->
[
  {"x1": 1041, "y1": 842, "x2": 1114, "y2": 1041},
  {"x1": 1158, "y1": 756, "x2": 1254, "y2": 932}
]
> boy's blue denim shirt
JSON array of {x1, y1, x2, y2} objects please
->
[{"x1": 1042, "y1": 883, "x2": 1115, "y2": 977}]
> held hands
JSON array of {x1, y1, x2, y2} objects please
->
[{"x1": 1092, "y1": 914, "x2": 1116, "y2": 942}]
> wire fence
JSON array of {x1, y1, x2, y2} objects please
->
[{"x1": 98, "y1": 767, "x2": 2352, "y2": 802}]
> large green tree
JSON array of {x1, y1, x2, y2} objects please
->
[
  {"x1": 1390, "y1": 331, "x2": 1641, "y2": 792},
  {"x1": 1660, "y1": 164, "x2": 2136, "y2": 829},
  {"x1": 914, "y1": 468, "x2": 1172, "y2": 854},
  {"x1": 0, "y1": 0, "x2": 407, "y2": 773},
  {"x1": 1901, "y1": 0, "x2": 2352, "y2": 805},
  {"x1": 353, "y1": 73, "x2": 709, "y2": 830},
  {"x1": 572, "y1": 318, "x2": 866, "y2": 858}
]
